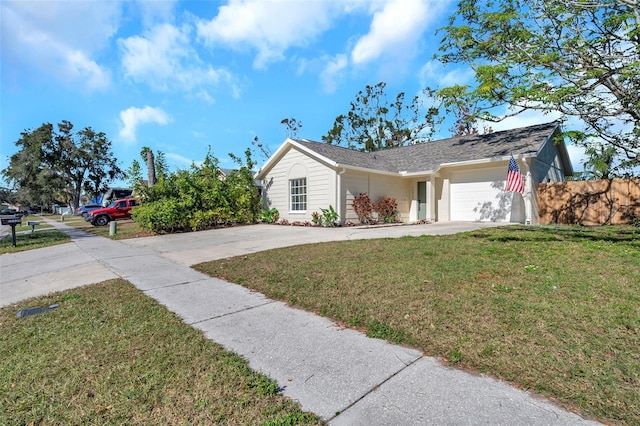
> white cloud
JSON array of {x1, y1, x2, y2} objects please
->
[
  {"x1": 196, "y1": 0, "x2": 345, "y2": 69},
  {"x1": 165, "y1": 152, "x2": 198, "y2": 168},
  {"x1": 194, "y1": 90, "x2": 215, "y2": 104},
  {"x1": 482, "y1": 108, "x2": 561, "y2": 133},
  {"x1": 65, "y1": 50, "x2": 112, "y2": 91},
  {"x1": 320, "y1": 54, "x2": 348, "y2": 93},
  {"x1": 351, "y1": 0, "x2": 451, "y2": 65},
  {"x1": 119, "y1": 106, "x2": 171, "y2": 143},
  {"x1": 132, "y1": 0, "x2": 178, "y2": 27},
  {"x1": 1, "y1": 1, "x2": 119, "y2": 91},
  {"x1": 119, "y1": 23, "x2": 234, "y2": 95}
]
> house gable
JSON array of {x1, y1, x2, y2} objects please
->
[{"x1": 259, "y1": 143, "x2": 338, "y2": 219}]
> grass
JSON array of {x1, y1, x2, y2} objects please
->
[
  {"x1": 14, "y1": 215, "x2": 53, "y2": 232},
  {"x1": 0, "y1": 229, "x2": 69, "y2": 254},
  {"x1": 194, "y1": 225, "x2": 640, "y2": 425},
  {"x1": 0, "y1": 279, "x2": 322, "y2": 425},
  {"x1": 55, "y1": 215, "x2": 154, "y2": 240},
  {"x1": 0, "y1": 214, "x2": 151, "y2": 253}
]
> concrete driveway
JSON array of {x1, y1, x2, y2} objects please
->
[
  {"x1": 1, "y1": 221, "x2": 501, "y2": 308},
  {"x1": 121, "y1": 221, "x2": 504, "y2": 266}
]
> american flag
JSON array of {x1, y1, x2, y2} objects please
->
[{"x1": 505, "y1": 156, "x2": 524, "y2": 193}]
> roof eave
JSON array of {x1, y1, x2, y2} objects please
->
[
  {"x1": 336, "y1": 163, "x2": 401, "y2": 176},
  {"x1": 438, "y1": 155, "x2": 521, "y2": 170},
  {"x1": 255, "y1": 138, "x2": 340, "y2": 179},
  {"x1": 398, "y1": 170, "x2": 437, "y2": 177}
]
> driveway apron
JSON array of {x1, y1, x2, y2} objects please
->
[{"x1": 0, "y1": 219, "x2": 600, "y2": 425}]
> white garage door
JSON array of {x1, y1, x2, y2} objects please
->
[{"x1": 450, "y1": 168, "x2": 523, "y2": 222}]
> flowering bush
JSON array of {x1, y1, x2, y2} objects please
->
[
  {"x1": 374, "y1": 196, "x2": 399, "y2": 223},
  {"x1": 352, "y1": 193, "x2": 374, "y2": 224}
]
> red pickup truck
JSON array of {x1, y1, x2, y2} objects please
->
[{"x1": 88, "y1": 198, "x2": 140, "y2": 226}]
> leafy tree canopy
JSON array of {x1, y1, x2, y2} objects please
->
[
  {"x1": 2, "y1": 121, "x2": 122, "y2": 209},
  {"x1": 434, "y1": 0, "x2": 640, "y2": 174},
  {"x1": 323, "y1": 82, "x2": 441, "y2": 152}
]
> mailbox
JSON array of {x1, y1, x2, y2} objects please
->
[{"x1": 1, "y1": 217, "x2": 22, "y2": 247}]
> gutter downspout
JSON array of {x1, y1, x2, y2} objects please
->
[{"x1": 337, "y1": 168, "x2": 346, "y2": 225}]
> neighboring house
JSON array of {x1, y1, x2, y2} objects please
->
[
  {"x1": 255, "y1": 121, "x2": 573, "y2": 225},
  {"x1": 219, "y1": 167, "x2": 262, "y2": 189}
]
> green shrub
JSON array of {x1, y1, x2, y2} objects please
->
[
  {"x1": 320, "y1": 205, "x2": 339, "y2": 227},
  {"x1": 190, "y1": 208, "x2": 234, "y2": 231},
  {"x1": 260, "y1": 208, "x2": 280, "y2": 224},
  {"x1": 132, "y1": 148, "x2": 261, "y2": 234}
]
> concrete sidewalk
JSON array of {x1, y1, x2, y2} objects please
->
[{"x1": 0, "y1": 219, "x2": 600, "y2": 425}]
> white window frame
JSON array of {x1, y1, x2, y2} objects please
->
[{"x1": 289, "y1": 178, "x2": 307, "y2": 212}]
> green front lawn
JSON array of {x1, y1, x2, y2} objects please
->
[
  {"x1": 0, "y1": 280, "x2": 322, "y2": 425},
  {"x1": 54, "y1": 214, "x2": 154, "y2": 240},
  {"x1": 0, "y1": 229, "x2": 70, "y2": 254},
  {"x1": 194, "y1": 225, "x2": 640, "y2": 425}
]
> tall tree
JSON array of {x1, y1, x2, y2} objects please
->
[
  {"x1": 435, "y1": 0, "x2": 640, "y2": 170},
  {"x1": 154, "y1": 150, "x2": 169, "y2": 181},
  {"x1": 139, "y1": 147, "x2": 169, "y2": 186},
  {"x1": 3, "y1": 121, "x2": 121, "y2": 209},
  {"x1": 433, "y1": 85, "x2": 493, "y2": 136},
  {"x1": 141, "y1": 147, "x2": 156, "y2": 187},
  {"x1": 323, "y1": 82, "x2": 440, "y2": 152},
  {"x1": 2, "y1": 123, "x2": 56, "y2": 207}
]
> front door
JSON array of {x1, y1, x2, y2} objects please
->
[{"x1": 417, "y1": 181, "x2": 427, "y2": 220}]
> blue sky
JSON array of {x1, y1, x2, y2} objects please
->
[{"x1": 1, "y1": 0, "x2": 586, "y2": 187}]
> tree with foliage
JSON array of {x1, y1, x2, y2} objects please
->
[
  {"x1": 2, "y1": 124, "x2": 54, "y2": 208},
  {"x1": 125, "y1": 159, "x2": 144, "y2": 189},
  {"x1": 154, "y1": 150, "x2": 169, "y2": 180},
  {"x1": 227, "y1": 148, "x2": 262, "y2": 224},
  {"x1": 2, "y1": 121, "x2": 122, "y2": 210},
  {"x1": 132, "y1": 147, "x2": 169, "y2": 192},
  {"x1": 323, "y1": 82, "x2": 441, "y2": 152},
  {"x1": 432, "y1": 85, "x2": 493, "y2": 136},
  {"x1": 581, "y1": 143, "x2": 619, "y2": 180},
  {"x1": 434, "y1": 0, "x2": 640, "y2": 172}
]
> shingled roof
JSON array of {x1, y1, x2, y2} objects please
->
[{"x1": 292, "y1": 121, "x2": 560, "y2": 174}]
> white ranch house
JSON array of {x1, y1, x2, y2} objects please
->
[{"x1": 255, "y1": 122, "x2": 573, "y2": 225}]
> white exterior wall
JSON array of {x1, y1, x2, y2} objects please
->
[
  {"x1": 261, "y1": 147, "x2": 336, "y2": 223},
  {"x1": 438, "y1": 175, "x2": 450, "y2": 222},
  {"x1": 342, "y1": 171, "x2": 412, "y2": 223},
  {"x1": 370, "y1": 174, "x2": 412, "y2": 222},
  {"x1": 342, "y1": 171, "x2": 369, "y2": 224}
]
